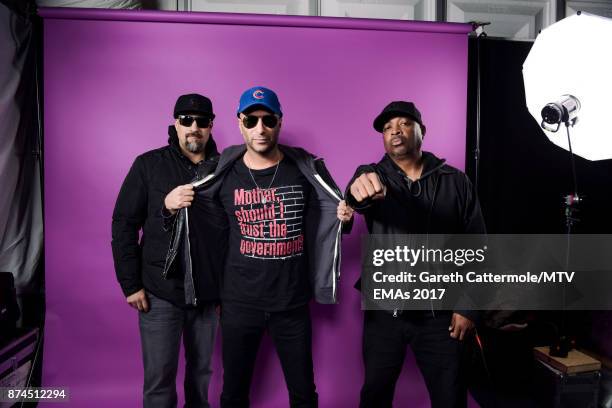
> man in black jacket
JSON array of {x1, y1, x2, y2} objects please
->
[
  {"x1": 111, "y1": 93, "x2": 221, "y2": 408},
  {"x1": 346, "y1": 101, "x2": 486, "y2": 408}
]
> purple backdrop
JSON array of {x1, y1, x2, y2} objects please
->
[{"x1": 41, "y1": 8, "x2": 474, "y2": 407}]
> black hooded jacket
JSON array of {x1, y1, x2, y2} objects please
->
[
  {"x1": 111, "y1": 126, "x2": 220, "y2": 307},
  {"x1": 345, "y1": 151, "x2": 486, "y2": 321}
]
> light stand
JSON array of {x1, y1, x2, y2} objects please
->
[
  {"x1": 540, "y1": 98, "x2": 582, "y2": 357},
  {"x1": 562, "y1": 124, "x2": 582, "y2": 236},
  {"x1": 523, "y1": 7, "x2": 612, "y2": 362},
  {"x1": 469, "y1": 20, "x2": 490, "y2": 192}
]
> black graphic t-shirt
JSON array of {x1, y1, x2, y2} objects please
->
[{"x1": 217, "y1": 156, "x2": 312, "y2": 311}]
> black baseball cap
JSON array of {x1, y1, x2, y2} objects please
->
[
  {"x1": 173, "y1": 93, "x2": 215, "y2": 119},
  {"x1": 373, "y1": 101, "x2": 426, "y2": 135}
]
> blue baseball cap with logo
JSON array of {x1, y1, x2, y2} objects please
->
[{"x1": 237, "y1": 86, "x2": 283, "y2": 117}]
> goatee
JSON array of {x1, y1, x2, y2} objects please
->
[{"x1": 185, "y1": 140, "x2": 205, "y2": 153}]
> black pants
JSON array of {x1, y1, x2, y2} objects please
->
[
  {"x1": 360, "y1": 310, "x2": 466, "y2": 408},
  {"x1": 139, "y1": 292, "x2": 217, "y2": 408},
  {"x1": 220, "y1": 303, "x2": 318, "y2": 408}
]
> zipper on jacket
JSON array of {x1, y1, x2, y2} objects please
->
[
  {"x1": 331, "y1": 221, "x2": 343, "y2": 302},
  {"x1": 163, "y1": 213, "x2": 181, "y2": 280},
  {"x1": 192, "y1": 172, "x2": 216, "y2": 188},
  {"x1": 393, "y1": 309, "x2": 398, "y2": 318},
  {"x1": 185, "y1": 208, "x2": 198, "y2": 306},
  {"x1": 312, "y1": 171, "x2": 343, "y2": 303},
  {"x1": 313, "y1": 173, "x2": 342, "y2": 202},
  {"x1": 426, "y1": 173, "x2": 441, "y2": 319}
]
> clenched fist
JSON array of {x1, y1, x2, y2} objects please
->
[
  {"x1": 164, "y1": 184, "x2": 195, "y2": 214},
  {"x1": 349, "y1": 172, "x2": 386, "y2": 202}
]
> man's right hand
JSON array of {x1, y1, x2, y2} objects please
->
[
  {"x1": 349, "y1": 172, "x2": 386, "y2": 202},
  {"x1": 126, "y1": 289, "x2": 149, "y2": 312},
  {"x1": 164, "y1": 184, "x2": 195, "y2": 214}
]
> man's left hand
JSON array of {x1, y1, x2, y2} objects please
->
[{"x1": 449, "y1": 313, "x2": 474, "y2": 341}]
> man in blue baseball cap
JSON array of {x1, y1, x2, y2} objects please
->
[
  {"x1": 233, "y1": 86, "x2": 284, "y2": 157},
  {"x1": 164, "y1": 86, "x2": 353, "y2": 407},
  {"x1": 218, "y1": 86, "x2": 352, "y2": 407}
]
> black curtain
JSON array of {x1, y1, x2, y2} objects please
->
[
  {"x1": 0, "y1": 0, "x2": 45, "y2": 399},
  {"x1": 465, "y1": 36, "x2": 612, "y2": 407}
]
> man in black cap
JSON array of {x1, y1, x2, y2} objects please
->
[
  {"x1": 346, "y1": 101, "x2": 485, "y2": 408},
  {"x1": 112, "y1": 93, "x2": 222, "y2": 407}
]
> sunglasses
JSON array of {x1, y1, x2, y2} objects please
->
[
  {"x1": 242, "y1": 115, "x2": 279, "y2": 129},
  {"x1": 178, "y1": 115, "x2": 212, "y2": 128}
]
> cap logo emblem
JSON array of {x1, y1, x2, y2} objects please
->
[{"x1": 253, "y1": 90, "x2": 265, "y2": 99}]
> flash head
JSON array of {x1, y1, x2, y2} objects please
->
[{"x1": 541, "y1": 95, "x2": 581, "y2": 132}]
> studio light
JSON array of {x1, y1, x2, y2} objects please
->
[
  {"x1": 541, "y1": 95, "x2": 580, "y2": 132},
  {"x1": 523, "y1": 12, "x2": 612, "y2": 161},
  {"x1": 522, "y1": 13, "x2": 612, "y2": 355}
]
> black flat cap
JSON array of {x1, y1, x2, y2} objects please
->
[{"x1": 373, "y1": 101, "x2": 426, "y2": 135}]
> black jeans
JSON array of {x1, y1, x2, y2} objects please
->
[
  {"x1": 220, "y1": 303, "x2": 318, "y2": 408},
  {"x1": 359, "y1": 310, "x2": 466, "y2": 408},
  {"x1": 139, "y1": 292, "x2": 217, "y2": 408}
]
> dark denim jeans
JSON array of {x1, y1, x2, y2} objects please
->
[
  {"x1": 360, "y1": 310, "x2": 466, "y2": 408},
  {"x1": 220, "y1": 303, "x2": 318, "y2": 408},
  {"x1": 139, "y1": 292, "x2": 217, "y2": 408}
]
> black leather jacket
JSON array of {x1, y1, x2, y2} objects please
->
[
  {"x1": 164, "y1": 144, "x2": 346, "y2": 306},
  {"x1": 111, "y1": 126, "x2": 220, "y2": 307}
]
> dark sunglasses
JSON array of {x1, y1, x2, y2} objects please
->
[
  {"x1": 242, "y1": 115, "x2": 278, "y2": 129},
  {"x1": 178, "y1": 115, "x2": 211, "y2": 128}
]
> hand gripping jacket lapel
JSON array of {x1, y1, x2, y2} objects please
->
[{"x1": 163, "y1": 144, "x2": 344, "y2": 306}]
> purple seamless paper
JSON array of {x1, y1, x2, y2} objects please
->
[{"x1": 41, "y1": 9, "x2": 474, "y2": 408}]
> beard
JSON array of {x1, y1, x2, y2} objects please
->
[
  {"x1": 184, "y1": 132, "x2": 206, "y2": 153},
  {"x1": 185, "y1": 140, "x2": 205, "y2": 153}
]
